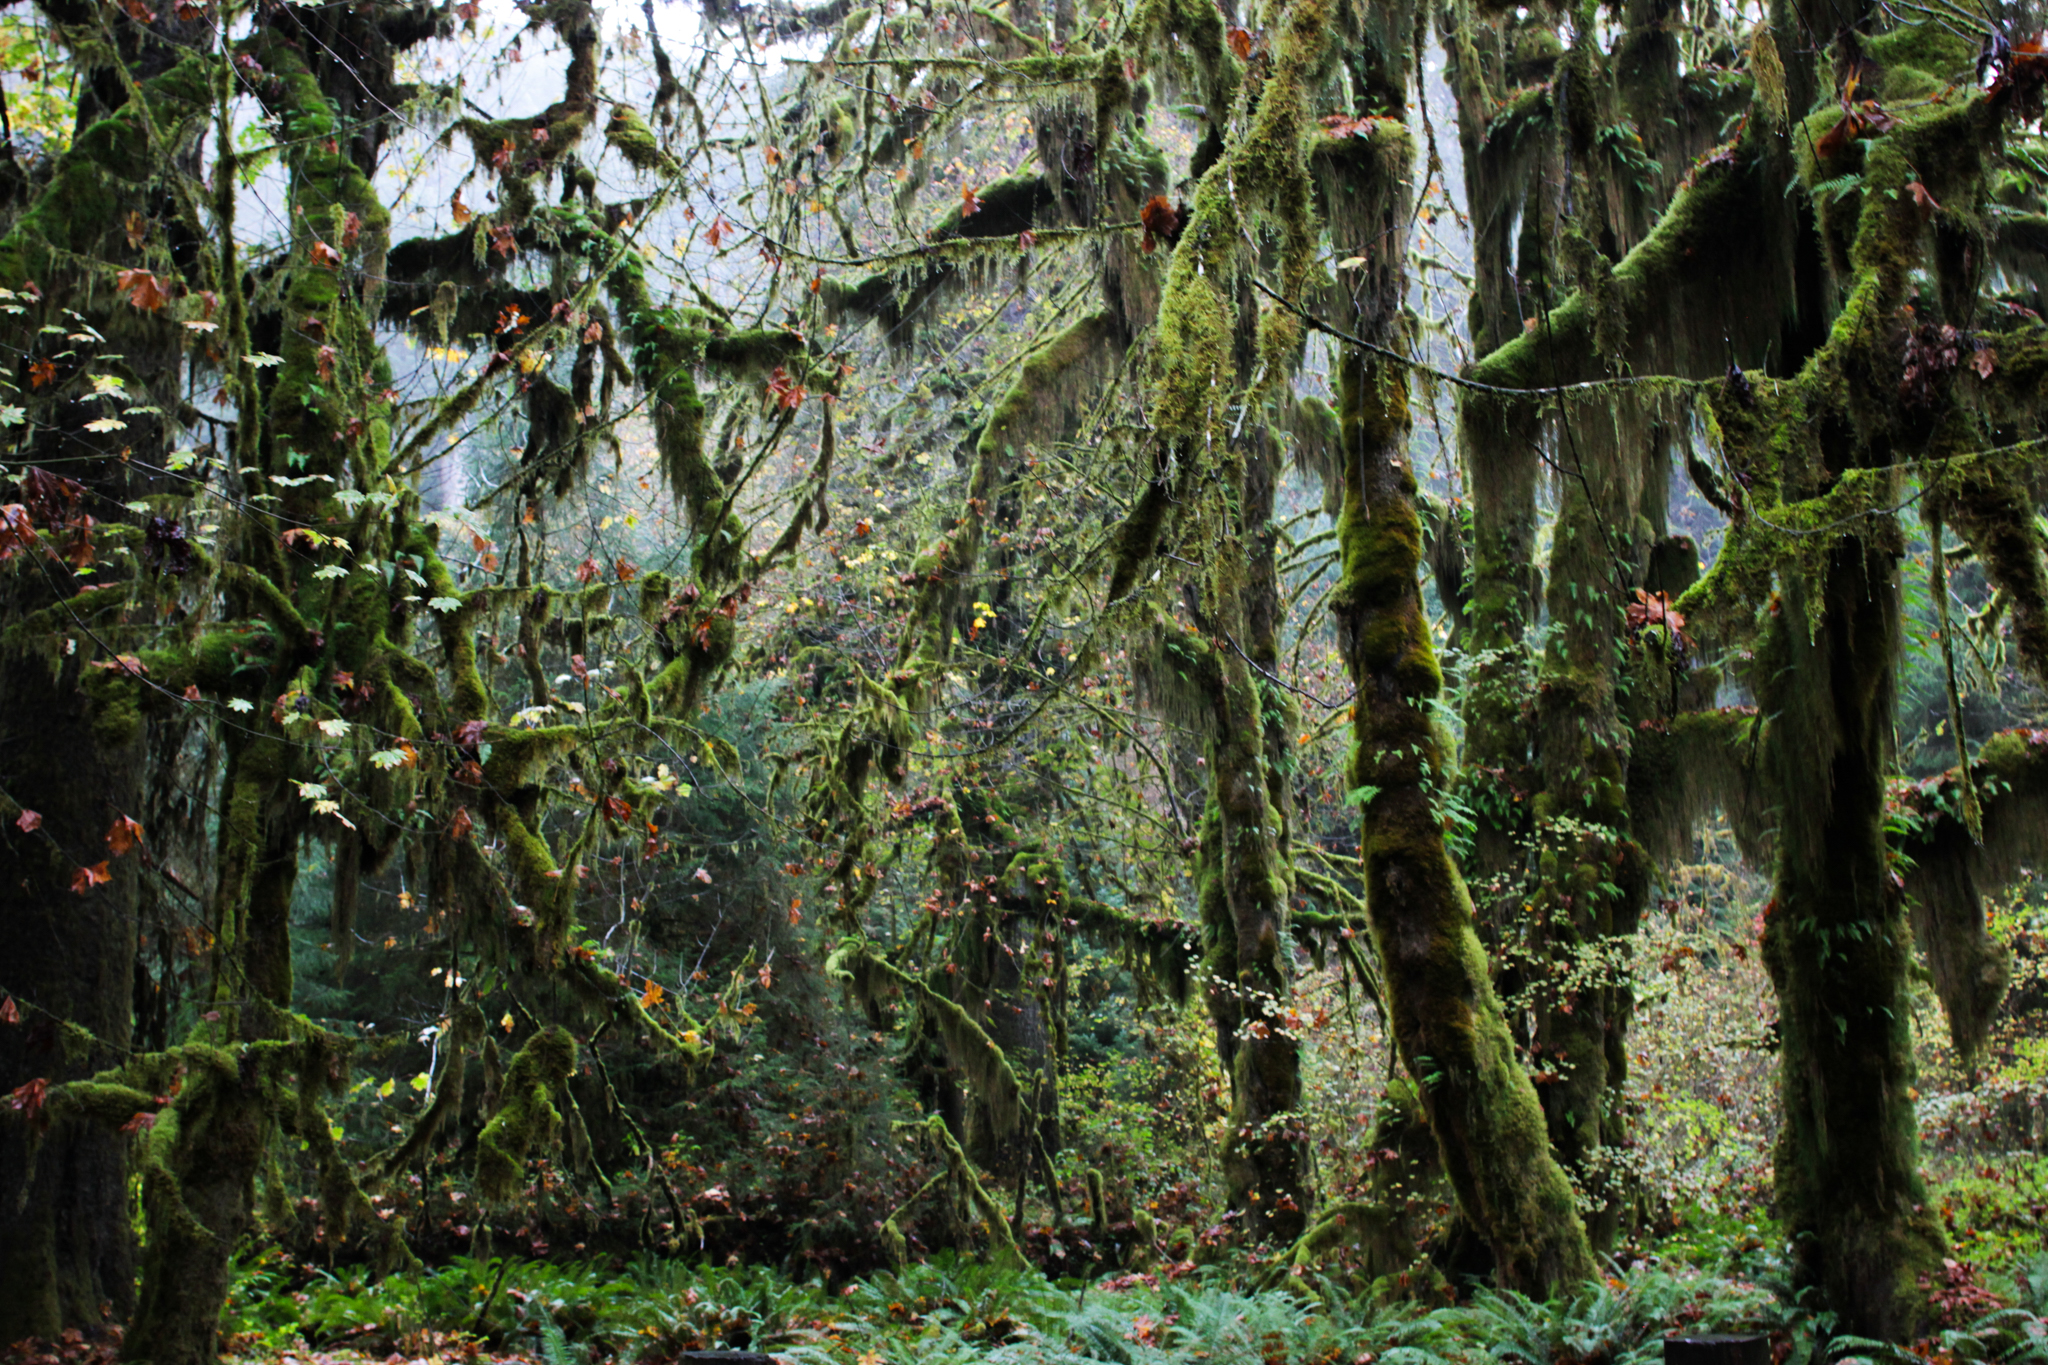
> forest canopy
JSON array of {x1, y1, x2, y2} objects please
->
[{"x1": 1, "y1": 0, "x2": 2048, "y2": 1356}]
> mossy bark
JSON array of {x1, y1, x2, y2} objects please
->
[
  {"x1": 1527, "y1": 460, "x2": 1651, "y2": 1251},
  {"x1": 1332, "y1": 347, "x2": 1594, "y2": 1293},
  {"x1": 1760, "y1": 547, "x2": 1946, "y2": 1339}
]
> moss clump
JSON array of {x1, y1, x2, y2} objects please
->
[{"x1": 475, "y1": 1027, "x2": 576, "y2": 1203}]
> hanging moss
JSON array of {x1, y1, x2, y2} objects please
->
[{"x1": 475, "y1": 1026, "x2": 576, "y2": 1203}]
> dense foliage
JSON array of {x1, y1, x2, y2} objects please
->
[{"x1": 2, "y1": 0, "x2": 2048, "y2": 1353}]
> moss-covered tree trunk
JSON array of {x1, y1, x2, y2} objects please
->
[
  {"x1": 1760, "y1": 543, "x2": 1945, "y2": 1339},
  {"x1": 0, "y1": 655, "x2": 143, "y2": 1340},
  {"x1": 1193, "y1": 431, "x2": 1311, "y2": 1245},
  {"x1": 1316, "y1": 70, "x2": 1592, "y2": 1279},
  {"x1": 1528, "y1": 464, "x2": 1652, "y2": 1250}
]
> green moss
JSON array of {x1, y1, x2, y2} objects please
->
[{"x1": 475, "y1": 1026, "x2": 576, "y2": 1203}]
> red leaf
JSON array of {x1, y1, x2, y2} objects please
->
[
  {"x1": 87, "y1": 654, "x2": 147, "y2": 677},
  {"x1": 9, "y1": 1077, "x2": 48, "y2": 1120},
  {"x1": 106, "y1": 815, "x2": 145, "y2": 857},
  {"x1": 453, "y1": 719, "x2": 488, "y2": 748},
  {"x1": 121, "y1": 1110, "x2": 158, "y2": 1134},
  {"x1": 449, "y1": 806, "x2": 475, "y2": 841},
  {"x1": 14, "y1": 809, "x2": 41, "y2": 832},
  {"x1": 575, "y1": 556, "x2": 601, "y2": 584},
  {"x1": 116, "y1": 269, "x2": 169, "y2": 312},
  {"x1": 1139, "y1": 195, "x2": 1182, "y2": 254},
  {"x1": 71, "y1": 861, "x2": 111, "y2": 894},
  {"x1": 0, "y1": 996, "x2": 18, "y2": 1023}
]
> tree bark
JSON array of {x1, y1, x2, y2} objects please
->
[
  {"x1": 0, "y1": 652, "x2": 142, "y2": 1340},
  {"x1": 1760, "y1": 543, "x2": 1945, "y2": 1339}
]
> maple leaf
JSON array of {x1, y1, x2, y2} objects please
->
[
  {"x1": 121, "y1": 0, "x2": 156, "y2": 19},
  {"x1": 173, "y1": 0, "x2": 206, "y2": 17},
  {"x1": 492, "y1": 137, "x2": 515, "y2": 171},
  {"x1": 489, "y1": 222, "x2": 518, "y2": 259},
  {"x1": 1139, "y1": 195, "x2": 1183, "y2": 254},
  {"x1": 341, "y1": 211, "x2": 363, "y2": 248},
  {"x1": 706, "y1": 216, "x2": 732, "y2": 249},
  {"x1": 71, "y1": 861, "x2": 112, "y2": 894},
  {"x1": 583, "y1": 320, "x2": 604, "y2": 344},
  {"x1": 767, "y1": 366, "x2": 807, "y2": 410},
  {"x1": 570, "y1": 653, "x2": 590, "y2": 683},
  {"x1": 0, "y1": 996, "x2": 17, "y2": 1024},
  {"x1": 309, "y1": 239, "x2": 343, "y2": 268},
  {"x1": 1226, "y1": 25, "x2": 1253, "y2": 58},
  {"x1": 614, "y1": 556, "x2": 638, "y2": 582},
  {"x1": 693, "y1": 867, "x2": 714, "y2": 884},
  {"x1": 117, "y1": 269, "x2": 169, "y2": 312},
  {"x1": 960, "y1": 184, "x2": 982, "y2": 218},
  {"x1": 28, "y1": 360, "x2": 58, "y2": 389},
  {"x1": 15, "y1": 809, "x2": 41, "y2": 832},
  {"x1": 1018, "y1": 229, "x2": 1037, "y2": 250},
  {"x1": 124, "y1": 211, "x2": 148, "y2": 248},
  {"x1": 316, "y1": 345, "x2": 338, "y2": 382},
  {"x1": 105, "y1": 815, "x2": 145, "y2": 856},
  {"x1": 497, "y1": 304, "x2": 529, "y2": 334},
  {"x1": 88, "y1": 654, "x2": 147, "y2": 677},
  {"x1": 451, "y1": 191, "x2": 473, "y2": 225},
  {"x1": 575, "y1": 556, "x2": 601, "y2": 584},
  {"x1": 453, "y1": 719, "x2": 488, "y2": 749},
  {"x1": 640, "y1": 979, "x2": 664, "y2": 1009},
  {"x1": 8, "y1": 1077, "x2": 48, "y2": 1123},
  {"x1": 121, "y1": 1110, "x2": 158, "y2": 1134},
  {"x1": 448, "y1": 806, "x2": 475, "y2": 841},
  {"x1": 1973, "y1": 344, "x2": 1998, "y2": 379}
]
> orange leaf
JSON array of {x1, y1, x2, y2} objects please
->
[
  {"x1": 1226, "y1": 26, "x2": 1252, "y2": 58},
  {"x1": 448, "y1": 806, "x2": 474, "y2": 841},
  {"x1": 105, "y1": 815, "x2": 145, "y2": 857},
  {"x1": 309, "y1": 239, "x2": 343, "y2": 269},
  {"x1": 117, "y1": 269, "x2": 169, "y2": 312},
  {"x1": 452, "y1": 191, "x2": 474, "y2": 226},
  {"x1": 71, "y1": 861, "x2": 111, "y2": 894}
]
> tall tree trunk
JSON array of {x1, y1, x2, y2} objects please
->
[
  {"x1": 1193, "y1": 431, "x2": 1311, "y2": 1245},
  {"x1": 1761, "y1": 543, "x2": 1945, "y2": 1339},
  {"x1": 0, "y1": 653, "x2": 143, "y2": 1340}
]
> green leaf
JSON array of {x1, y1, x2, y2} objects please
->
[
  {"x1": 1342, "y1": 785, "x2": 1382, "y2": 808},
  {"x1": 427, "y1": 596, "x2": 461, "y2": 613},
  {"x1": 313, "y1": 565, "x2": 348, "y2": 579}
]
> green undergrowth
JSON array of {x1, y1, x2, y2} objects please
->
[{"x1": 215, "y1": 1251, "x2": 1872, "y2": 1365}]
